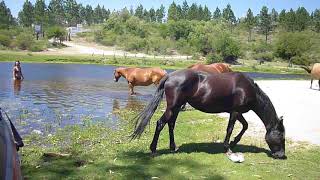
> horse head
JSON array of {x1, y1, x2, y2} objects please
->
[
  {"x1": 114, "y1": 68, "x2": 122, "y2": 82},
  {"x1": 265, "y1": 116, "x2": 286, "y2": 159}
]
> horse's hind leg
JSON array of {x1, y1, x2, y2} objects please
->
[
  {"x1": 318, "y1": 80, "x2": 320, "y2": 90},
  {"x1": 128, "y1": 82, "x2": 135, "y2": 95},
  {"x1": 223, "y1": 112, "x2": 238, "y2": 153},
  {"x1": 168, "y1": 108, "x2": 180, "y2": 152},
  {"x1": 230, "y1": 114, "x2": 248, "y2": 148},
  {"x1": 310, "y1": 79, "x2": 313, "y2": 89},
  {"x1": 150, "y1": 114, "x2": 167, "y2": 154}
]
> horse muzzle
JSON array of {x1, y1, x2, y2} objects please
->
[
  {"x1": 114, "y1": 78, "x2": 118, "y2": 82},
  {"x1": 271, "y1": 151, "x2": 287, "y2": 159}
]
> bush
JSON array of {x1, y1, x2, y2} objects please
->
[
  {"x1": 0, "y1": 34, "x2": 11, "y2": 47},
  {"x1": 291, "y1": 55, "x2": 312, "y2": 66},
  {"x1": 29, "y1": 40, "x2": 47, "y2": 52},
  {"x1": 274, "y1": 32, "x2": 311, "y2": 60},
  {"x1": 205, "y1": 53, "x2": 223, "y2": 64},
  {"x1": 253, "y1": 52, "x2": 274, "y2": 62},
  {"x1": 47, "y1": 26, "x2": 66, "y2": 44},
  {"x1": 252, "y1": 41, "x2": 272, "y2": 53},
  {"x1": 214, "y1": 33, "x2": 241, "y2": 61},
  {"x1": 16, "y1": 32, "x2": 34, "y2": 50}
]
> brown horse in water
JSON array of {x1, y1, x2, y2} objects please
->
[
  {"x1": 114, "y1": 67, "x2": 167, "y2": 95},
  {"x1": 301, "y1": 63, "x2": 320, "y2": 90},
  {"x1": 131, "y1": 69, "x2": 286, "y2": 159},
  {"x1": 188, "y1": 63, "x2": 232, "y2": 73}
]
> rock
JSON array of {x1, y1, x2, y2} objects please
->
[{"x1": 32, "y1": 129, "x2": 43, "y2": 135}]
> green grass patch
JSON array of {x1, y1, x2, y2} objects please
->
[{"x1": 21, "y1": 108, "x2": 320, "y2": 179}]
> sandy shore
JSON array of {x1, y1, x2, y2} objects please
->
[{"x1": 219, "y1": 80, "x2": 320, "y2": 145}]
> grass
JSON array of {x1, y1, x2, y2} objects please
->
[
  {"x1": 0, "y1": 50, "x2": 307, "y2": 74},
  {"x1": 21, "y1": 107, "x2": 320, "y2": 179}
]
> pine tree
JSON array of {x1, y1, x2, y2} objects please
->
[
  {"x1": 168, "y1": 2, "x2": 178, "y2": 21},
  {"x1": 93, "y1": 4, "x2": 103, "y2": 24},
  {"x1": 197, "y1": 5, "x2": 204, "y2": 20},
  {"x1": 213, "y1": 7, "x2": 221, "y2": 19},
  {"x1": 313, "y1": 9, "x2": 320, "y2": 32},
  {"x1": 258, "y1": 6, "x2": 272, "y2": 42},
  {"x1": 203, "y1": 5, "x2": 211, "y2": 21},
  {"x1": 64, "y1": 0, "x2": 80, "y2": 26},
  {"x1": 18, "y1": 0, "x2": 34, "y2": 27},
  {"x1": 270, "y1": 8, "x2": 278, "y2": 28},
  {"x1": 79, "y1": 4, "x2": 86, "y2": 24},
  {"x1": 85, "y1": 5, "x2": 93, "y2": 25},
  {"x1": 285, "y1": 8, "x2": 296, "y2": 31},
  {"x1": 156, "y1": 4, "x2": 165, "y2": 23},
  {"x1": 143, "y1": 9, "x2": 150, "y2": 22},
  {"x1": 135, "y1": 4, "x2": 144, "y2": 19},
  {"x1": 244, "y1": 8, "x2": 256, "y2": 41},
  {"x1": 188, "y1": 3, "x2": 198, "y2": 20},
  {"x1": 176, "y1": 5, "x2": 183, "y2": 20},
  {"x1": 295, "y1": 7, "x2": 310, "y2": 31},
  {"x1": 48, "y1": 0, "x2": 65, "y2": 26},
  {"x1": 0, "y1": 1, "x2": 14, "y2": 28},
  {"x1": 34, "y1": 0, "x2": 48, "y2": 27},
  {"x1": 149, "y1": 8, "x2": 156, "y2": 22},
  {"x1": 181, "y1": 0, "x2": 189, "y2": 19},
  {"x1": 222, "y1": 4, "x2": 236, "y2": 24}
]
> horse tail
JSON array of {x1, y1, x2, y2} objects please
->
[
  {"x1": 130, "y1": 75, "x2": 169, "y2": 140},
  {"x1": 300, "y1": 65, "x2": 312, "y2": 74}
]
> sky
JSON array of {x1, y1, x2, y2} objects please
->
[{"x1": 4, "y1": 0, "x2": 320, "y2": 18}]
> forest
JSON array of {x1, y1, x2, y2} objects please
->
[{"x1": 0, "y1": 0, "x2": 320, "y2": 65}]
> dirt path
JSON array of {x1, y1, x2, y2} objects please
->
[
  {"x1": 38, "y1": 40, "x2": 191, "y2": 60},
  {"x1": 219, "y1": 80, "x2": 320, "y2": 145}
]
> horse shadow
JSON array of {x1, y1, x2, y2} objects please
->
[{"x1": 155, "y1": 142, "x2": 270, "y2": 156}]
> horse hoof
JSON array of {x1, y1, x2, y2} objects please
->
[
  {"x1": 150, "y1": 152, "x2": 157, "y2": 158},
  {"x1": 170, "y1": 147, "x2": 179, "y2": 153}
]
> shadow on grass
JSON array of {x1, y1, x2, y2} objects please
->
[{"x1": 126, "y1": 142, "x2": 270, "y2": 157}]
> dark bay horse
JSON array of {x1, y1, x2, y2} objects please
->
[
  {"x1": 114, "y1": 67, "x2": 167, "y2": 95},
  {"x1": 188, "y1": 63, "x2": 232, "y2": 74},
  {"x1": 131, "y1": 69, "x2": 286, "y2": 159}
]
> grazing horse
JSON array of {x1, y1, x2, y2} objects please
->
[
  {"x1": 301, "y1": 63, "x2": 320, "y2": 90},
  {"x1": 114, "y1": 67, "x2": 167, "y2": 95},
  {"x1": 188, "y1": 63, "x2": 232, "y2": 74},
  {"x1": 131, "y1": 69, "x2": 286, "y2": 159}
]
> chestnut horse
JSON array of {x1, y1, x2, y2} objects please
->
[
  {"x1": 301, "y1": 63, "x2": 320, "y2": 90},
  {"x1": 131, "y1": 69, "x2": 286, "y2": 159},
  {"x1": 114, "y1": 67, "x2": 167, "y2": 95},
  {"x1": 188, "y1": 63, "x2": 232, "y2": 74}
]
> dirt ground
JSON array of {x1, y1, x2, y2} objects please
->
[{"x1": 219, "y1": 80, "x2": 320, "y2": 145}]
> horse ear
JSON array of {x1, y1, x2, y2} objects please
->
[{"x1": 279, "y1": 116, "x2": 284, "y2": 123}]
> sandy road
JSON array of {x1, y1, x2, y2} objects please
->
[{"x1": 219, "y1": 80, "x2": 320, "y2": 145}]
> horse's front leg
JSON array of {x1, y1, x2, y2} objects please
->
[
  {"x1": 230, "y1": 114, "x2": 248, "y2": 148},
  {"x1": 224, "y1": 112, "x2": 238, "y2": 153},
  {"x1": 128, "y1": 82, "x2": 135, "y2": 95}
]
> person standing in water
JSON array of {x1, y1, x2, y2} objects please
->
[{"x1": 12, "y1": 61, "x2": 24, "y2": 80}]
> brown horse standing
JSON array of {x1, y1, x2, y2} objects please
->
[
  {"x1": 114, "y1": 67, "x2": 167, "y2": 95},
  {"x1": 301, "y1": 63, "x2": 320, "y2": 90},
  {"x1": 188, "y1": 63, "x2": 232, "y2": 74}
]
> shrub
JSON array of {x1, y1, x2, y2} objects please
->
[
  {"x1": 253, "y1": 52, "x2": 274, "y2": 62},
  {"x1": 274, "y1": 32, "x2": 311, "y2": 60},
  {"x1": 29, "y1": 40, "x2": 47, "y2": 52},
  {"x1": 205, "y1": 53, "x2": 223, "y2": 64},
  {"x1": 214, "y1": 33, "x2": 241, "y2": 61},
  {"x1": 291, "y1": 55, "x2": 312, "y2": 66},
  {"x1": 47, "y1": 26, "x2": 66, "y2": 44},
  {"x1": 0, "y1": 34, "x2": 11, "y2": 47},
  {"x1": 16, "y1": 32, "x2": 34, "y2": 50}
]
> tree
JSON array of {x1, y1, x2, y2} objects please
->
[
  {"x1": 244, "y1": 8, "x2": 256, "y2": 41},
  {"x1": 213, "y1": 7, "x2": 221, "y2": 19},
  {"x1": 47, "y1": 26, "x2": 66, "y2": 44},
  {"x1": 48, "y1": 0, "x2": 65, "y2": 26},
  {"x1": 64, "y1": 0, "x2": 80, "y2": 26},
  {"x1": 270, "y1": 8, "x2": 278, "y2": 28},
  {"x1": 258, "y1": 6, "x2": 272, "y2": 43},
  {"x1": 143, "y1": 9, "x2": 150, "y2": 22},
  {"x1": 79, "y1": 4, "x2": 86, "y2": 24},
  {"x1": 168, "y1": 2, "x2": 178, "y2": 21},
  {"x1": 188, "y1": 3, "x2": 198, "y2": 20},
  {"x1": 176, "y1": 5, "x2": 183, "y2": 20},
  {"x1": 84, "y1": 5, "x2": 93, "y2": 25},
  {"x1": 203, "y1": 6, "x2": 211, "y2": 21},
  {"x1": 156, "y1": 4, "x2": 165, "y2": 23},
  {"x1": 93, "y1": 4, "x2": 103, "y2": 24},
  {"x1": 313, "y1": 9, "x2": 320, "y2": 32},
  {"x1": 278, "y1": 9, "x2": 286, "y2": 28},
  {"x1": 149, "y1": 8, "x2": 156, "y2": 22},
  {"x1": 135, "y1": 4, "x2": 144, "y2": 19},
  {"x1": 295, "y1": 7, "x2": 310, "y2": 31},
  {"x1": 18, "y1": 0, "x2": 34, "y2": 27},
  {"x1": 222, "y1": 4, "x2": 236, "y2": 24},
  {"x1": 34, "y1": 0, "x2": 48, "y2": 27},
  {"x1": 285, "y1": 9, "x2": 296, "y2": 31},
  {"x1": 0, "y1": 1, "x2": 14, "y2": 29},
  {"x1": 181, "y1": 0, "x2": 189, "y2": 19}
]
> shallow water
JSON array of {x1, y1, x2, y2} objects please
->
[{"x1": 0, "y1": 62, "x2": 307, "y2": 135}]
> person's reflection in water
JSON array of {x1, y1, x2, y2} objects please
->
[{"x1": 13, "y1": 79, "x2": 22, "y2": 95}]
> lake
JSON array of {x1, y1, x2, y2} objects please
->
[{"x1": 0, "y1": 62, "x2": 307, "y2": 135}]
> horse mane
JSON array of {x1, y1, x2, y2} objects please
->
[{"x1": 247, "y1": 77, "x2": 279, "y2": 128}]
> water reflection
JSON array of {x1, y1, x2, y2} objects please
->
[{"x1": 13, "y1": 79, "x2": 22, "y2": 95}]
